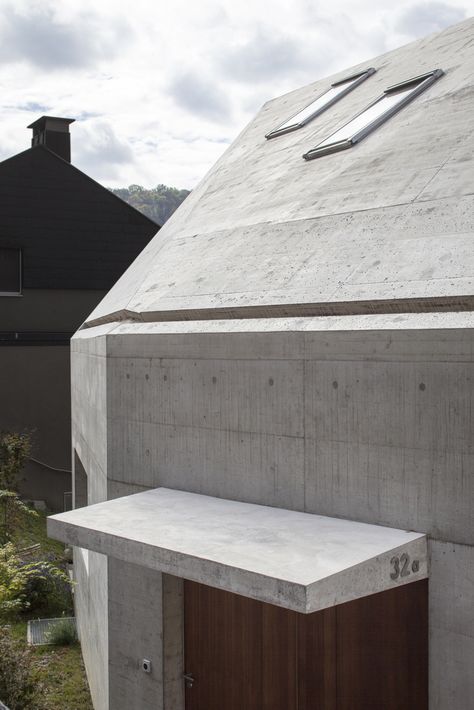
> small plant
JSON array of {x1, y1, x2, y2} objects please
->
[
  {"x1": 0, "y1": 626, "x2": 45, "y2": 710},
  {"x1": 0, "y1": 432, "x2": 31, "y2": 491},
  {"x1": 46, "y1": 618, "x2": 77, "y2": 646}
]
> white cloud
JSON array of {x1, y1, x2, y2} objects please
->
[
  {"x1": 169, "y1": 71, "x2": 232, "y2": 121},
  {"x1": 0, "y1": 3, "x2": 133, "y2": 69},
  {"x1": 395, "y1": 2, "x2": 467, "y2": 37},
  {"x1": 0, "y1": 0, "x2": 471, "y2": 189},
  {"x1": 73, "y1": 120, "x2": 135, "y2": 181}
]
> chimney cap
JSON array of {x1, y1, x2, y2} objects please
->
[{"x1": 27, "y1": 116, "x2": 75, "y2": 131}]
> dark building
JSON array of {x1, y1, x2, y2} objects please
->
[{"x1": 0, "y1": 117, "x2": 158, "y2": 510}]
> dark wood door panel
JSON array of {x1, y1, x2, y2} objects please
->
[
  {"x1": 184, "y1": 580, "x2": 262, "y2": 710},
  {"x1": 298, "y1": 606, "x2": 337, "y2": 710},
  {"x1": 184, "y1": 579, "x2": 428, "y2": 710},
  {"x1": 184, "y1": 580, "x2": 299, "y2": 710},
  {"x1": 262, "y1": 601, "x2": 297, "y2": 710},
  {"x1": 336, "y1": 579, "x2": 428, "y2": 710}
]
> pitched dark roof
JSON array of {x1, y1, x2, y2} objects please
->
[{"x1": 0, "y1": 145, "x2": 159, "y2": 290}]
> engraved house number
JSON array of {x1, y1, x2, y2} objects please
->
[{"x1": 390, "y1": 553, "x2": 420, "y2": 581}]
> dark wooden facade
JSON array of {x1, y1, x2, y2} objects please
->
[
  {"x1": 0, "y1": 145, "x2": 158, "y2": 292},
  {"x1": 184, "y1": 579, "x2": 428, "y2": 710},
  {"x1": 0, "y1": 139, "x2": 158, "y2": 509}
]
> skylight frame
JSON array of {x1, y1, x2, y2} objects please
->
[
  {"x1": 265, "y1": 68, "x2": 376, "y2": 140},
  {"x1": 303, "y1": 69, "x2": 444, "y2": 160}
]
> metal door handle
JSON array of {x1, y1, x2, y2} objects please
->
[{"x1": 184, "y1": 672, "x2": 195, "y2": 688}]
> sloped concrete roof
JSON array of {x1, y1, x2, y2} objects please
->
[
  {"x1": 85, "y1": 18, "x2": 474, "y2": 327},
  {"x1": 48, "y1": 487, "x2": 427, "y2": 612}
]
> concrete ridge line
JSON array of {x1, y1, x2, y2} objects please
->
[{"x1": 81, "y1": 295, "x2": 474, "y2": 329}]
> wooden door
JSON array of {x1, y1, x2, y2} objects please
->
[
  {"x1": 184, "y1": 579, "x2": 427, "y2": 710},
  {"x1": 337, "y1": 581, "x2": 428, "y2": 710},
  {"x1": 184, "y1": 581, "x2": 298, "y2": 710}
]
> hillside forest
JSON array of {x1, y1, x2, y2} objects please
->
[{"x1": 110, "y1": 184, "x2": 190, "y2": 225}]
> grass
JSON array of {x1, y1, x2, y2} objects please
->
[
  {"x1": 10, "y1": 621, "x2": 93, "y2": 710},
  {"x1": 13, "y1": 508, "x2": 65, "y2": 556},
  {"x1": 1, "y1": 508, "x2": 93, "y2": 710}
]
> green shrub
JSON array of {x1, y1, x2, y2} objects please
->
[
  {"x1": 0, "y1": 543, "x2": 72, "y2": 618},
  {"x1": 0, "y1": 490, "x2": 38, "y2": 545},
  {"x1": 0, "y1": 626, "x2": 45, "y2": 710},
  {"x1": 0, "y1": 432, "x2": 31, "y2": 491},
  {"x1": 46, "y1": 618, "x2": 77, "y2": 646}
]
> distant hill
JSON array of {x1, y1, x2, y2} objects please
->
[{"x1": 110, "y1": 184, "x2": 190, "y2": 226}]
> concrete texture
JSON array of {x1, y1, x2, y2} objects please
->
[
  {"x1": 48, "y1": 487, "x2": 428, "y2": 613},
  {"x1": 63, "y1": 18, "x2": 474, "y2": 710},
  {"x1": 71, "y1": 333, "x2": 109, "y2": 710},
  {"x1": 108, "y1": 557, "x2": 164, "y2": 709},
  {"x1": 85, "y1": 19, "x2": 474, "y2": 327},
  {"x1": 73, "y1": 546, "x2": 108, "y2": 710},
  {"x1": 68, "y1": 315, "x2": 474, "y2": 709},
  {"x1": 429, "y1": 541, "x2": 474, "y2": 710},
  {"x1": 162, "y1": 574, "x2": 184, "y2": 710},
  {"x1": 100, "y1": 320, "x2": 474, "y2": 546}
]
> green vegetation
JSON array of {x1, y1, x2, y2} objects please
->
[
  {"x1": 0, "y1": 541, "x2": 72, "y2": 617},
  {"x1": 0, "y1": 431, "x2": 31, "y2": 490},
  {"x1": 0, "y1": 489, "x2": 38, "y2": 544},
  {"x1": 0, "y1": 432, "x2": 91, "y2": 709},
  {"x1": 3, "y1": 623, "x2": 93, "y2": 710},
  {"x1": 110, "y1": 183, "x2": 190, "y2": 225},
  {"x1": 0, "y1": 491, "x2": 71, "y2": 619},
  {"x1": 0, "y1": 625, "x2": 40, "y2": 710},
  {"x1": 46, "y1": 617, "x2": 78, "y2": 646}
]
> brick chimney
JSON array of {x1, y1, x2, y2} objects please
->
[{"x1": 27, "y1": 116, "x2": 75, "y2": 162}]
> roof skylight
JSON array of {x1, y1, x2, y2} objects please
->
[
  {"x1": 265, "y1": 68, "x2": 376, "y2": 140},
  {"x1": 303, "y1": 69, "x2": 444, "y2": 160}
]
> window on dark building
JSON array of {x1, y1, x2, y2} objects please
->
[{"x1": 0, "y1": 248, "x2": 22, "y2": 294}]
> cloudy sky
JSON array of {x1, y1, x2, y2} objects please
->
[{"x1": 0, "y1": 0, "x2": 471, "y2": 190}]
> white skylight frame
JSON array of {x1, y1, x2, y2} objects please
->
[
  {"x1": 265, "y1": 68, "x2": 376, "y2": 140},
  {"x1": 303, "y1": 69, "x2": 444, "y2": 160}
]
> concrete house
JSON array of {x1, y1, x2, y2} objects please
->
[
  {"x1": 50, "y1": 18, "x2": 474, "y2": 710},
  {"x1": 0, "y1": 117, "x2": 158, "y2": 509}
]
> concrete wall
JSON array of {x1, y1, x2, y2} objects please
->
[
  {"x1": 72, "y1": 328, "x2": 110, "y2": 710},
  {"x1": 71, "y1": 312, "x2": 474, "y2": 709},
  {"x1": 68, "y1": 21, "x2": 474, "y2": 709},
  {"x1": 107, "y1": 559, "x2": 184, "y2": 710}
]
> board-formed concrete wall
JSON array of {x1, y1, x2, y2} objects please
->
[
  {"x1": 71, "y1": 328, "x2": 110, "y2": 710},
  {"x1": 72, "y1": 312, "x2": 474, "y2": 709},
  {"x1": 69, "y1": 18, "x2": 474, "y2": 710}
]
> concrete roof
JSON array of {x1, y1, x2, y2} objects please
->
[
  {"x1": 85, "y1": 18, "x2": 474, "y2": 327},
  {"x1": 48, "y1": 487, "x2": 427, "y2": 613}
]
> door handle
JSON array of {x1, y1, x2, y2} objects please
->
[{"x1": 184, "y1": 672, "x2": 195, "y2": 689}]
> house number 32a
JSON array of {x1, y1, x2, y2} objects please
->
[{"x1": 390, "y1": 553, "x2": 420, "y2": 580}]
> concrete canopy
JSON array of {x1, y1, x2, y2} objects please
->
[{"x1": 48, "y1": 487, "x2": 427, "y2": 613}]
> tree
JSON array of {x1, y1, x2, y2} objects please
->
[
  {"x1": 0, "y1": 431, "x2": 31, "y2": 490},
  {"x1": 110, "y1": 183, "x2": 190, "y2": 225},
  {"x1": 0, "y1": 490, "x2": 38, "y2": 545}
]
